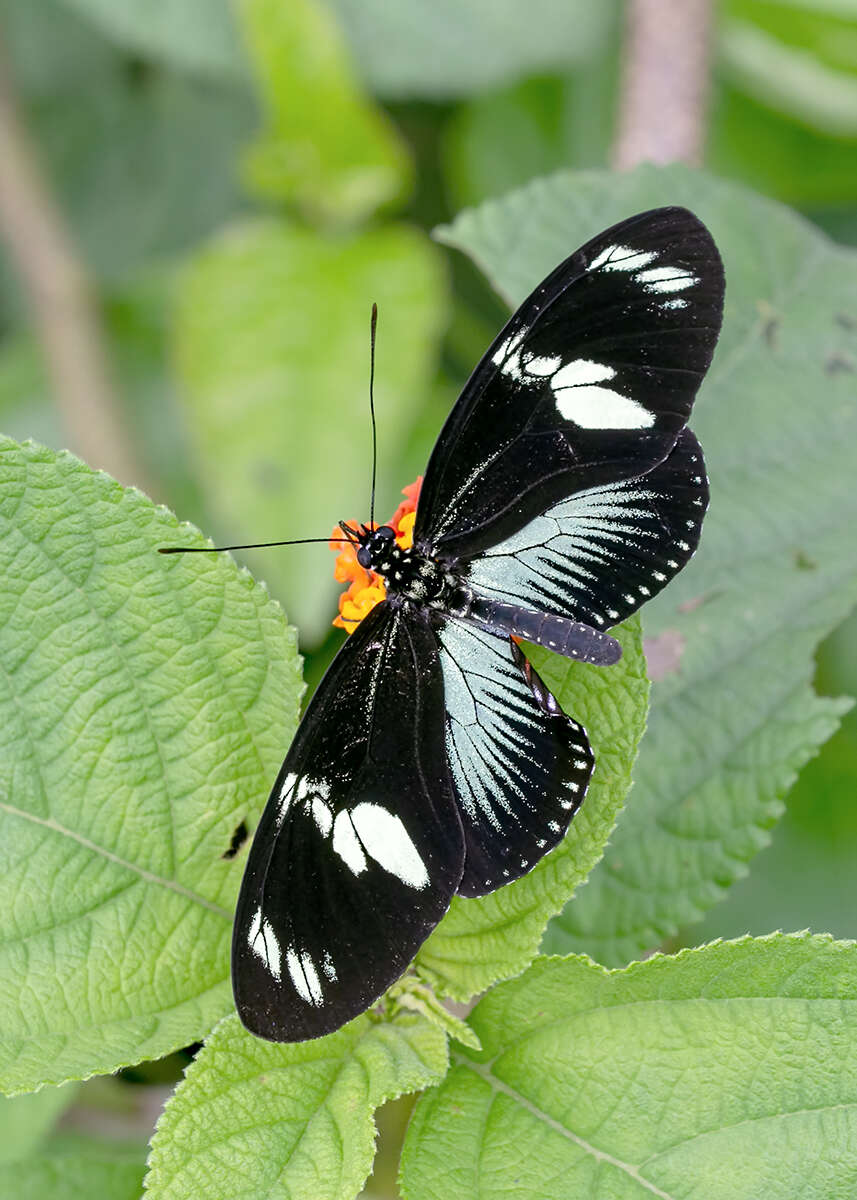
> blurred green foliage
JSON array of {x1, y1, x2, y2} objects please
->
[{"x1": 2, "y1": 0, "x2": 857, "y2": 1194}]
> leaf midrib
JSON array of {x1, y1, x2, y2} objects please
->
[
  {"x1": 460, "y1": 1040, "x2": 857, "y2": 1199},
  {"x1": 459, "y1": 1054, "x2": 676, "y2": 1199},
  {"x1": 0, "y1": 800, "x2": 231, "y2": 919}
]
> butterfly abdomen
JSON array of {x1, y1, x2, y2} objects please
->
[{"x1": 449, "y1": 591, "x2": 622, "y2": 665}]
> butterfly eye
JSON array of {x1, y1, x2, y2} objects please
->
[
  {"x1": 377, "y1": 526, "x2": 395, "y2": 541},
  {"x1": 356, "y1": 546, "x2": 372, "y2": 568}
]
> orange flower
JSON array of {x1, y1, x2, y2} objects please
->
[
  {"x1": 389, "y1": 477, "x2": 422, "y2": 547},
  {"x1": 331, "y1": 478, "x2": 422, "y2": 632}
]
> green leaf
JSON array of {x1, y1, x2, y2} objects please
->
[
  {"x1": 54, "y1": 0, "x2": 245, "y2": 78},
  {"x1": 239, "y1": 0, "x2": 412, "y2": 223},
  {"x1": 696, "y1": 716, "x2": 857, "y2": 944},
  {"x1": 443, "y1": 63, "x2": 619, "y2": 212},
  {"x1": 0, "y1": 1, "x2": 257, "y2": 319},
  {"x1": 401, "y1": 935, "x2": 857, "y2": 1200},
  {"x1": 694, "y1": 609, "x2": 857, "y2": 943},
  {"x1": 437, "y1": 164, "x2": 857, "y2": 965},
  {"x1": 708, "y1": 82, "x2": 857, "y2": 209},
  {"x1": 416, "y1": 618, "x2": 648, "y2": 1000},
  {"x1": 0, "y1": 1134, "x2": 146, "y2": 1200},
  {"x1": 327, "y1": 0, "x2": 616, "y2": 99},
  {"x1": 0, "y1": 336, "x2": 56, "y2": 449},
  {"x1": 0, "y1": 438, "x2": 303, "y2": 1091},
  {"x1": 707, "y1": 3, "x2": 857, "y2": 208},
  {"x1": 441, "y1": 29, "x2": 619, "y2": 213},
  {"x1": 388, "y1": 977, "x2": 482, "y2": 1051},
  {"x1": 0, "y1": 0, "x2": 116, "y2": 101},
  {"x1": 144, "y1": 1011, "x2": 448, "y2": 1200},
  {"x1": 0, "y1": 1085, "x2": 77, "y2": 1163},
  {"x1": 174, "y1": 218, "x2": 447, "y2": 643},
  {"x1": 22, "y1": 63, "x2": 256, "y2": 286},
  {"x1": 719, "y1": 16, "x2": 857, "y2": 136},
  {"x1": 0, "y1": 270, "x2": 211, "y2": 523}
]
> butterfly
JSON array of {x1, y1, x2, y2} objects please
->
[{"x1": 231, "y1": 206, "x2": 724, "y2": 1041}]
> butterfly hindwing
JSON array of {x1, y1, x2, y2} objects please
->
[
  {"x1": 461, "y1": 426, "x2": 709, "y2": 633},
  {"x1": 435, "y1": 618, "x2": 594, "y2": 897},
  {"x1": 232, "y1": 602, "x2": 465, "y2": 1041},
  {"x1": 416, "y1": 206, "x2": 723, "y2": 560}
]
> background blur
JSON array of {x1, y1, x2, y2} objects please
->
[{"x1": 1, "y1": 0, "x2": 856, "y2": 1191}]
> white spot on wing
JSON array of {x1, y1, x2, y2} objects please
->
[
  {"x1": 332, "y1": 811, "x2": 368, "y2": 874},
  {"x1": 589, "y1": 244, "x2": 658, "y2": 273},
  {"x1": 551, "y1": 359, "x2": 655, "y2": 430},
  {"x1": 635, "y1": 265, "x2": 697, "y2": 294},
  {"x1": 277, "y1": 772, "x2": 298, "y2": 826},
  {"x1": 351, "y1": 802, "x2": 430, "y2": 890},
  {"x1": 525, "y1": 355, "x2": 562, "y2": 377},
  {"x1": 286, "y1": 946, "x2": 323, "y2": 1006},
  {"x1": 311, "y1": 795, "x2": 333, "y2": 837},
  {"x1": 491, "y1": 328, "x2": 528, "y2": 381},
  {"x1": 554, "y1": 359, "x2": 616, "y2": 388},
  {"x1": 247, "y1": 906, "x2": 282, "y2": 981}
]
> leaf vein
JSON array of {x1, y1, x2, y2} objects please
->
[
  {"x1": 0, "y1": 799, "x2": 231, "y2": 919},
  {"x1": 460, "y1": 1056, "x2": 677, "y2": 1199}
]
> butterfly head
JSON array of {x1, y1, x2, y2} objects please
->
[{"x1": 351, "y1": 523, "x2": 397, "y2": 572}]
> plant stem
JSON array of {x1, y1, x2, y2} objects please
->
[
  {"x1": 613, "y1": 0, "x2": 715, "y2": 169},
  {"x1": 0, "y1": 50, "x2": 152, "y2": 491}
]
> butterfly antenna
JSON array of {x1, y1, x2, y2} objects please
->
[
  {"x1": 368, "y1": 302, "x2": 378, "y2": 528},
  {"x1": 159, "y1": 536, "x2": 350, "y2": 555}
]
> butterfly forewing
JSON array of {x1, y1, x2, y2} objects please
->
[
  {"x1": 461, "y1": 427, "x2": 709, "y2": 633},
  {"x1": 232, "y1": 602, "x2": 464, "y2": 1041},
  {"x1": 416, "y1": 206, "x2": 723, "y2": 561},
  {"x1": 436, "y1": 620, "x2": 594, "y2": 897}
]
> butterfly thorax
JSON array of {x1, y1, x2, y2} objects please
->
[
  {"x1": 353, "y1": 521, "x2": 625, "y2": 666},
  {"x1": 354, "y1": 524, "x2": 458, "y2": 605}
]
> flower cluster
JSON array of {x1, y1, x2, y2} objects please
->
[{"x1": 329, "y1": 477, "x2": 422, "y2": 633}]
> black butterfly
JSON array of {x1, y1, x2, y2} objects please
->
[{"x1": 231, "y1": 207, "x2": 724, "y2": 1041}]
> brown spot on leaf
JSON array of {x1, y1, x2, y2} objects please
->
[
  {"x1": 757, "y1": 300, "x2": 780, "y2": 349},
  {"x1": 824, "y1": 350, "x2": 855, "y2": 376},
  {"x1": 644, "y1": 629, "x2": 686, "y2": 681},
  {"x1": 677, "y1": 589, "x2": 722, "y2": 614},
  {"x1": 794, "y1": 548, "x2": 817, "y2": 571},
  {"x1": 678, "y1": 593, "x2": 706, "y2": 614}
]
